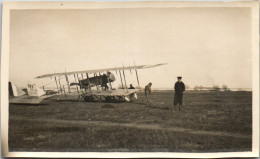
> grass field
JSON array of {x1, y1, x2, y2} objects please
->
[{"x1": 9, "y1": 91, "x2": 252, "y2": 152}]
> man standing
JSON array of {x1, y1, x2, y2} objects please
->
[
  {"x1": 145, "y1": 82, "x2": 153, "y2": 106},
  {"x1": 102, "y1": 74, "x2": 109, "y2": 90},
  {"x1": 174, "y1": 76, "x2": 185, "y2": 111}
]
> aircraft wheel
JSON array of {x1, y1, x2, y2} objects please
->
[
  {"x1": 84, "y1": 96, "x2": 94, "y2": 102},
  {"x1": 105, "y1": 96, "x2": 111, "y2": 102},
  {"x1": 105, "y1": 96, "x2": 114, "y2": 102},
  {"x1": 117, "y1": 96, "x2": 125, "y2": 102}
]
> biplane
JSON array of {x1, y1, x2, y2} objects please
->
[{"x1": 35, "y1": 63, "x2": 167, "y2": 102}]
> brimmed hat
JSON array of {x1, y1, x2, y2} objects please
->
[{"x1": 177, "y1": 76, "x2": 182, "y2": 79}]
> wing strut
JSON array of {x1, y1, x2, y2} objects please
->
[
  {"x1": 107, "y1": 73, "x2": 113, "y2": 90},
  {"x1": 86, "y1": 73, "x2": 91, "y2": 90},
  {"x1": 80, "y1": 74, "x2": 86, "y2": 92},
  {"x1": 135, "y1": 69, "x2": 140, "y2": 88},
  {"x1": 63, "y1": 85, "x2": 66, "y2": 95},
  {"x1": 54, "y1": 77, "x2": 60, "y2": 94},
  {"x1": 134, "y1": 61, "x2": 140, "y2": 88},
  {"x1": 122, "y1": 65, "x2": 128, "y2": 92},
  {"x1": 58, "y1": 78, "x2": 63, "y2": 95},
  {"x1": 73, "y1": 74, "x2": 79, "y2": 93},
  {"x1": 81, "y1": 74, "x2": 84, "y2": 80},
  {"x1": 77, "y1": 74, "x2": 83, "y2": 93},
  {"x1": 119, "y1": 70, "x2": 124, "y2": 89},
  {"x1": 94, "y1": 73, "x2": 99, "y2": 90},
  {"x1": 65, "y1": 75, "x2": 71, "y2": 93}
]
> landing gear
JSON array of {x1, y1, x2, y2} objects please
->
[
  {"x1": 84, "y1": 95, "x2": 94, "y2": 102},
  {"x1": 79, "y1": 91, "x2": 137, "y2": 103},
  {"x1": 105, "y1": 96, "x2": 116, "y2": 102}
]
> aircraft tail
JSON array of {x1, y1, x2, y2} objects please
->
[{"x1": 9, "y1": 82, "x2": 26, "y2": 97}]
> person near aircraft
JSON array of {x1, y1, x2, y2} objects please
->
[
  {"x1": 173, "y1": 76, "x2": 185, "y2": 111},
  {"x1": 102, "y1": 74, "x2": 109, "y2": 90},
  {"x1": 145, "y1": 82, "x2": 153, "y2": 106},
  {"x1": 128, "y1": 84, "x2": 135, "y2": 89}
]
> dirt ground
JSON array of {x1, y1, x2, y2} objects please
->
[{"x1": 8, "y1": 90, "x2": 252, "y2": 152}]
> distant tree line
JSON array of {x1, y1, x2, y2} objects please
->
[{"x1": 193, "y1": 84, "x2": 230, "y2": 91}]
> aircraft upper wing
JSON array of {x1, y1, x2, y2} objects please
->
[{"x1": 35, "y1": 63, "x2": 167, "y2": 79}]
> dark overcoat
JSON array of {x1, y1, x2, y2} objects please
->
[{"x1": 174, "y1": 81, "x2": 185, "y2": 105}]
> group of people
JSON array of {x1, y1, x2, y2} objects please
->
[{"x1": 144, "y1": 76, "x2": 185, "y2": 111}]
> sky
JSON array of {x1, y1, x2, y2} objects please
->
[{"x1": 9, "y1": 7, "x2": 252, "y2": 89}]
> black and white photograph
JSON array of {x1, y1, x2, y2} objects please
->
[{"x1": 1, "y1": 1, "x2": 259, "y2": 158}]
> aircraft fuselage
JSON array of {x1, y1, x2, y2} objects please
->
[{"x1": 70, "y1": 73, "x2": 116, "y2": 89}]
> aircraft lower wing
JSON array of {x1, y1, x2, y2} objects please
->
[
  {"x1": 85, "y1": 89, "x2": 138, "y2": 96},
  {"x1": 35, "y1": 63, "x2": 167, "y2": 79}
]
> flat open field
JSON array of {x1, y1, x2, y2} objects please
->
[{"x1": 9, "y1": 91, "x2": 252, "y2": 152}]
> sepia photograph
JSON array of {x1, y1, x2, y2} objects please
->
[{"x1": 1, "y1": 1, "x2": 259, "y2": 158}]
